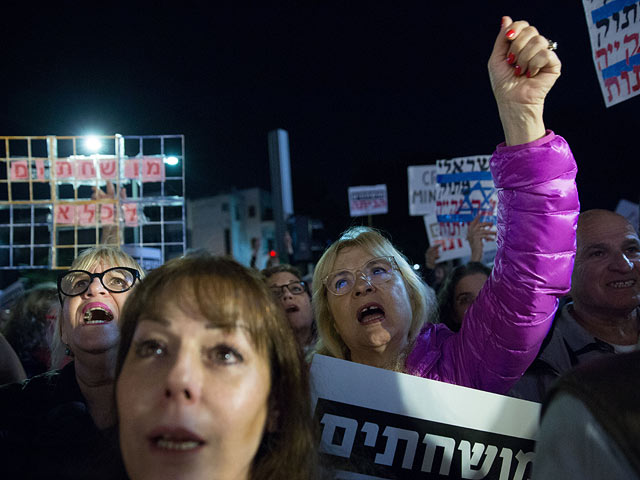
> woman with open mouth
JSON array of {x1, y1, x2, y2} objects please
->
[
  {"x1": 115, "y1": 254, "x2": 318, "y2": 480},
  {"x1": 262, "y1": 264, "x2": 316, "y2": 352},
  {"x1": 0, "y1": 246, "x2": 144, "y2": 479},
  {"x1": 311, "y1": 16, "x2": 580, "y2": 395}
]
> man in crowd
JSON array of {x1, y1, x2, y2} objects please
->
[{"x1": 510, "y1": 209, "x2": 640, "y2": 402}]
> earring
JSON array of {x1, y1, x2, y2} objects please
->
[{"x1": 64, "y1": 344, "x2": 74, "y2": 357}]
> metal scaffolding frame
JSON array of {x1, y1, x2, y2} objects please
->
[{"x1": 0, "y1": 134, "x2": 186, "y2": 270}]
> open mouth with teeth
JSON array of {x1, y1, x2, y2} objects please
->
[
  {"x1": 357, "y1": 304, "x2": 386, "y2": 325},
  {"x1": 608, "y1": 279, "x2": 637, "y2": 289},
  {"x1": 151, "y1": 434, "x2": 205, "y2": 451},
  {"x1": 82, "y1": 306, "x2": 114, "y2": 325}
]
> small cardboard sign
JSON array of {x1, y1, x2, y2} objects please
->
[{"x1": 348, "y1": 184, "x2": 388, "y2": 217}]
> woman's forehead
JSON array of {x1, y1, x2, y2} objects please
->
[
  {"x1": 268, "y1": 271, "x2": 299, "y2": 286},
  {"x1": 332, "y1": 246, "x2": 377, "y2": 271},
  {"x1": 83, "y1": 261, "x2": 109, "y2": 273},
  {"x1": 152, "y1": 279, "x2": 264, "y2": 324},
  {"x1": 76, "y1": 254, "x2": 122, "y2": 271}
]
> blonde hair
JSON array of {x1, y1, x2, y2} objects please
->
[
  {"x1": 50, "y1": 246, "x2": 145, "y2": 369},
  {"x1": 312, "y1": 227, "x2": 435, "y2": 362}
]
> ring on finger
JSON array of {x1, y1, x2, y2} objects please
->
[{"x1": 547, "y1": 39, "x2": 558, "y2": 51}]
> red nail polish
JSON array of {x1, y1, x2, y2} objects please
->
[
  {"x1": 514, "y1": 65, "x2": 522, "y2": 76},
  {"x1": 526, "y1": 70, "x2": 532, "y2": 78},
  {"x1": 506, "y1": 29, "x2": 516, "y2": 39},
  {"x1": 507, "y1": 53, "x2": 516, "y2": 64}
]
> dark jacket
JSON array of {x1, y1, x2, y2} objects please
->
[
  {"x1": 532, "y1": 351, "x2": 640, "y2": 479},
  {"x1": 0, "y1": 362, "x2": 127, "y2": 480},
  {"x1": 508, "y1": 300, "x2": 634, "y2": 402}
]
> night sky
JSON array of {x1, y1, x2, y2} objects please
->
[{"x1": 2, "y1": 2, "x2": 638, "y2": 265}]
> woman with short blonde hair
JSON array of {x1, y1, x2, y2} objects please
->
[
  {"x1": 0, "y1": 245, "x2": 144, "y2": 479},
  {"x1": 310, "y1": 17, "x2": 580, "y2": 395},
  {"x1": 313, "y1": 227, "x2": 433, "y2": 366}
]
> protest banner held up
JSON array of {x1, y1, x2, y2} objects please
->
[
  {"x1": 311, "y1": 355, "x2": 540, "y2": 480},
  {"x1": 583, "y1": 0, "x2": 640, "y2": 107},
  {"x1": 407, "y1": 165, "x2": 438, "y2": 217},
  {"x1": 0, "y1": 134, "x2": 186, "y2": 269},
  {"x1": 348, "y1": 184, "x2": 388, "y2": 218},
  {"x1": 410, "y1": 155, "x2": 498, "y2": 262}
]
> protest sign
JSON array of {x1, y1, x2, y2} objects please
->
[
  {"x1": 435, "y1": 155, "x2": 497, "y2": 230},
  {"x1": 423, "y1": 213, "x2": 471, "y2": 263},
  {"x1": 583, "y1": 0, "x2": 640, "y2": 107},
  {"x1": 0, "y1": 134, "x2": 185, "y2": 269},
  {"x1": 348, "y1": 184, "x2": 388, "y2": 217},
  {"x1": 407, "y1": 165, "x2": 438, "y2": 216},
  {"x1": 418, "y1": 155, "x2": 497, "y2": 262},
  {"x1": 9, "y1": 156, "x2": 167, "y2": 184},
  {"x1": 311, "y1": 355, "x2": 540, "y2": 480}
]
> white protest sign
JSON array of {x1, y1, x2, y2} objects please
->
[
  {"x1": 435, "y1": 155, "x2": 497, "y2": 238},
  {"x1": 424, "y1": 213, "x2": 471, "y2": 263},
  {"x1": 583, "y1": 0, "x2": 640, "y2": 107},
  {"x1": 407, "y1": 165, "x2": 438, "y2": 216},
  {"x1": 419, "y1": 155, "x2": 498, "y2": 261},
  {"x1": 348, "y1": 184, "x2": 388, "y2": 217},
  {"x1": 311, "y1": 355, "x2": 540, "y2": 479}
]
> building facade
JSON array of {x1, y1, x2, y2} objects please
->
[{"x1": 187, "y1": 188, "x2": 275, "y2": 269}]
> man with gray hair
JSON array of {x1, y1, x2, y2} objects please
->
[{"x1": 510, "y1": 209, "x2": 640, "y2": 402}]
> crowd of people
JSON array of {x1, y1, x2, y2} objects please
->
[{"x1": 0, "y1": 15, "x2": 638, "y2": 480}]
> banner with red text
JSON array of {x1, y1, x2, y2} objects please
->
[{"x1": 583, "y1": 0, "x2": 640, "y2": 107}]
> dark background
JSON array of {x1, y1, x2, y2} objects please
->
[{"x1": 2, "y1": 1, "x2": 638, "y2": 267}]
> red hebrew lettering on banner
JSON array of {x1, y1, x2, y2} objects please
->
[
  {"x1": 10, "y1": 160, "x2": 29, "y2": 180},
  {"x1": 99, "y1": 158, "x2": 118, "y2": 180},
  {"x1": 77, "y1": 160, "x2": 96, "y2": 180},
  {"x1": 35, "y1": 159, "x2": 46, "y2": 181},
  {"x1": 55, "y1": 161, "x2": 74, "y2": 179},
  {"x1": 78, "y1": 204, "x2": 96, "y2": 226},
  {"x1": 142, "y1": 157, "x2": 165, "y2": 182},
  {"x1": 100, "y1": 203, "x2": 116, "y2": 225},
  {"x1": 55, "y1": 205, "x2": 75, "y2": 224},
  {"x1": 2, "y1": 134, "x2": 185, "y2": 271},
  {"x1": 122, "y1": 203, "x2": 138, "y2": 226},
  {"x1": 124, "y1": 160, "x2": 140, "y2": 179}
]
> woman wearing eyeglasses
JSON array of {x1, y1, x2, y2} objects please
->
[
  {"x1": 0, "y1": 246, "x2": 144, "y2": 479},
  {"x1": 262, "y1": 264, "x2": 316, "y2": 351},
  {"x1": 312, "y1": 17, "x2": 579, "y2": 395}
]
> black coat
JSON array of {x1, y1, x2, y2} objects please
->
[{"x1": 0, "y1": 362, "x2": 128, "y2": 480}]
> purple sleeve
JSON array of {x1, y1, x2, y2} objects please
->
[{"x1": 406, "y1": 131, "x2": 580, "y2": 393}]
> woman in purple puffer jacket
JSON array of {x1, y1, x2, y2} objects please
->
[{"x1": 311, "y1": 16, "x2": 579, "y2": 395}]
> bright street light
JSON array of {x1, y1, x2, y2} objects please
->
[
  {"x1": 164, "y1": 156, "x2": 179, "y2": 166},
  {"x1": 84, "y1": 135, "x2": 102, "y2": 152}
]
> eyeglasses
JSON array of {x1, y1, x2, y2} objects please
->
[
  {"x1": 323, "y1": 256, "x2": 398, "y2": 296},
  {"x1": 270, "y1": 280, "x2": 308, "y2": 299},
  {"x1": 57, "y1": 266, "x2": 140, "y2": 304}
]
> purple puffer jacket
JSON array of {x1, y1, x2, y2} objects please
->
[{"x1": 406, "y1": 131, "x2": 579, "y2": 394}]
